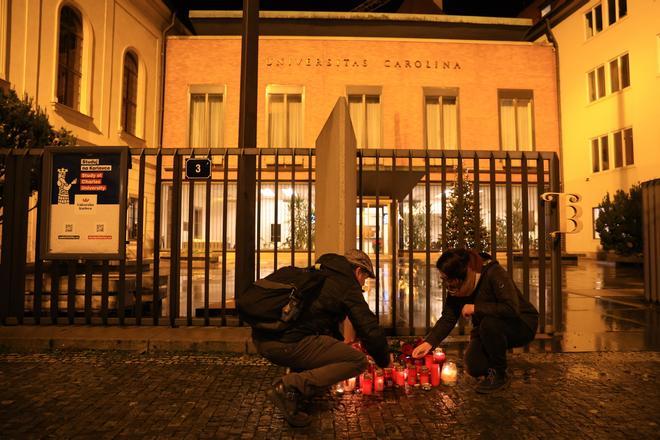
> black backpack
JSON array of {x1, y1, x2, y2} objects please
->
[{"x1": 237, "y1": 265, "x2": 327, "y2": 333}]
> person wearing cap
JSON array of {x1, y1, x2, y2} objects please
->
[{"x1": 254, "y1": 249, "x2": 389, "y2": 427}]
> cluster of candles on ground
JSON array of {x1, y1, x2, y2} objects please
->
[{"x1": 335, "y1": 347, "x2": 458, "y2": 395}]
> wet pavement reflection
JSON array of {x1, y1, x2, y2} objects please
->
[{"x1": 170, "y1": 255, "x2": 657, "y2": 353}]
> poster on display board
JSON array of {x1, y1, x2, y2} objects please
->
[{"x1": 40, "y1": 146, "x2": 129, "y2": 260}]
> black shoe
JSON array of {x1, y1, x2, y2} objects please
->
[
  {"x1": 267, "y1": 380, "x2": 311, "y2": 427},
  {"x1": 475, "y1": 369, "x2": 510, "y2": 394}
]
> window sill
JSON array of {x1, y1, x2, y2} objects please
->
[
  {"x1": 583, "y1": 15, "x2": 629, "y2": 44},
  {"x1": 51, "y1": 102, "x2": 96, "y2": 131},
  {"x1": 119, "y1": 130, "x2": 146, "y2": 148},
  {"x1": 591, "y1": 164, "x2": 635, "y2": 176},
  {"x1": 586, "y1": 86, "x2": 631, "y2": 107}
]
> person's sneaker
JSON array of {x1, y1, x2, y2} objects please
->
[
  {"x1": 475, "y1": 369, "x2": 510, "y2": 394},
  {"x1": 267, "y1": 380, "x2": 311, "y2": 427}
]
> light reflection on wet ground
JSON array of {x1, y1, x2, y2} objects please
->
[
  {"x1": 33, "y1": 253, "x2": 654, "y2": 353},
  {"x1": 171, "y1": 255, "x2": 657, "y2": 353}
]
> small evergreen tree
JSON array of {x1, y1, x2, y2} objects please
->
[
  {"x1": 595, "y1": 184, "x2": 642, "y2": 256},
  {"x1": 445, "y1": 171, "x2": 489, "y2": 251},
  {"x1": 284, "y1": 194, "x2": 314, "y2": 250},
  {"x1": 0, "y1": 89, "x2": 76, "y2": 221},
  {"x1": 496, "y1": 199, "x2": 538, "y2": 251},
  {"x1": 402, "y1": 199, "x2": 428, "y2": 250}
]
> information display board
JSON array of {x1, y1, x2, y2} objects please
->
[{"x1": 40, "y1": 147, "x2": 129, "y2": 260}]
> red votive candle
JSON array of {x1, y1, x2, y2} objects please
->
[
  {"x1": 424, "y1": 354, "x2": 434, "y2": 369},
  {"x1": 361, "y1": 373, "x2": 373, "y2": 395},
  {"x1": 407, "y1": 366, "x2": 417, "y2": 386},
  {"x1": 430, "y1": 363, "x2": 441, "y2": 386},
  {"x1": 419, "y1": 366, "x2": 430, "y2": 385},
  {"x1": 384, "y1": 368, "x2": 393, "y2": 388},
  {"x1": 395, "y1": 366, "x2": 406, "y2": 387},
  {"x1": 433, "y1": 347, "x2": 446, "y2": 364},
  {"x1": 374, "y1": 370, "x2": 384, "y2": 392}
]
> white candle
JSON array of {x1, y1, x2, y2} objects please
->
[{"x1": 441, "y1": 361, "x2": 458, "y2": 386}]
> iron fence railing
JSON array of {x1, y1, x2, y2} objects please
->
[{"x1": 0, "y1": 147, "x2": 561, "y2": 334}]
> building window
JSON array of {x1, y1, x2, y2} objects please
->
[
  {"x1": 121, "y1": 52, "x2": 138, "y2": 136},
  {"x1": 591, "y1": 134, "x2": 610, "y2": 173},
  {"x1": 348, "y1": 90, "x2": 381, "y2": 148},
  {"x1": 607, "y1": 0, "x2": 627, "y2": 25},
  {"x1": 609, "y1": 53, "x2": 630, "y2": 93},
  {"x1": 587, "y1": 65, "x2": 606, "y2": 102},
  {"x1": 585, "y1": 3, "x2": 603, "y2": 39},
  {"x1": 267, "y1": 87, "x2": 303, "y2": 148},
  {"x1": 424, "y1": 92, "x2": 458, "y2": 150},
  {"x1": 57, "y1": 6, "x2": 83, "y2": 110},
  {"x1": 613, "y1": 127, "x2": 634, "y2": 167},
  {"x1": 499, "y1": 90, "x2": 534, "y2": 151},
  {"x1": 189, "y1": 86, "x2": 224, "y2": 148}
]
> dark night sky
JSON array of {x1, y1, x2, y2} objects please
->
[{"x1": 167, "y1": 1, "x2": 533, "y2": 18}]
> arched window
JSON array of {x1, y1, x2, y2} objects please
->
[
  {"x1": 57, "y1": 6, "x2": 83, "y2": 109},
  {"x1": 122, "y1": 51, "x2": 138, "y2": 135}
]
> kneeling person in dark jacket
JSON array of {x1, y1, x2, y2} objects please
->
[
  {"x1": 253, "y1": 249, "x2": 390, "y2": 427},
  {"x1": 412, "y1": 248, "x2": 538, "y2": 394}
]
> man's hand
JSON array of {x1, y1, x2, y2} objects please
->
[
  {"x1": 461, "y1": 304, "x2": 475, "y2": 318},
  {"x1": 342, "y1": 318, "x2": 356, "y2": 344},
  {"x1": 412, "y1": 341, "x2": 432, "y2": 359}
]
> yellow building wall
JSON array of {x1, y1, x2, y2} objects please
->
[
  {"x1": 6, "y1": 0, "x2": 171, "y2": 148},
  {"x1": 163, "y1": 36, "x2": 561, "y2": 152},
  {"x1": 552, "y1": 0, "x2": 660, "y2": 255}
]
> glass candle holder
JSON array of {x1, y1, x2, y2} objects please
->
[
  {"x1": 419, "y1": 366, "x2": 430, "y2": 385},
  {"x1": 430, "y1": 363, "x2": 441, "y2": 386},
  {"x1": 361, "y1": 373, "x2": 373, "y2": 395},
  {"x1": 407, "y1": 365, "x2": 417, "y2": 386},
  {"x1": 344, "y1": 376, "x2": 356, "y2": 392},
  {"x1": 441, "y1": 361, "x2": 458, "y2": 386},
  {"x1": 395, "y1": 365, "x2": 406, "y2": 387},
  {"x1": 424, "y1": 354, "x2": 434, "y2": 369},
  {"x1": 433, "y1": 347, "x2": 446, "y2": 364},
  {"x1": 384, "y1": 367, "x2": 393, "y2": 388},
  {"x1": 374, "y1": 370, "x2": 384, "y2": 392}
]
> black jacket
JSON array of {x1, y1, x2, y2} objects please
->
[
  {"x1": 254, "y1": 253, "x2": 389, "y2": 368},
  {"x1": 425, "y1": 260, "x2": 539, "y2": 347}
]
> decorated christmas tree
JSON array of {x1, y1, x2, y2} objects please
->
[{"x1": 445, "y1": 170, "x2": 490, "y2": 251}]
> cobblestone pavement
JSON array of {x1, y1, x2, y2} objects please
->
[{"x1": 1, "y1": 351, "x2": 659, "y2": 439}]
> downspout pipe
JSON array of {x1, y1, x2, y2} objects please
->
[
  {"x1": 158, "y1": 12, "x2": 177, "y2": 148},
  {"x1": 544, "y1": 17, "x2": 564, "y2": 191}
]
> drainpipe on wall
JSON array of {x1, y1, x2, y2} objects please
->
[
  {"x1": 544, "y1": 18, "x2": 564, "y2": 192},
  {"x1": 158, "y1": 12, "x2": 177, "y2": 148}
]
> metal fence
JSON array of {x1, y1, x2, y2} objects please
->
[{"x1": 0, "y1": 147, "x2": 561, "y2": 334}]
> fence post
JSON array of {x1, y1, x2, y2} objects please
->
[
  {"x1": 550, "y1": 153, "x2": 563, "y2": 332},
  {"x1": 0, "y1": 152, "x2": 17, "y2": 323}
]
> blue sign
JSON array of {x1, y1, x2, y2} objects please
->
[{"x1": 186, "y1": 158, "x2": 212, "y2": 180}]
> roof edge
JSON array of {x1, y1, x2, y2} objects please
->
[{"x1": 189, "y1": 10, "x2": 533, "y2": 27}]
